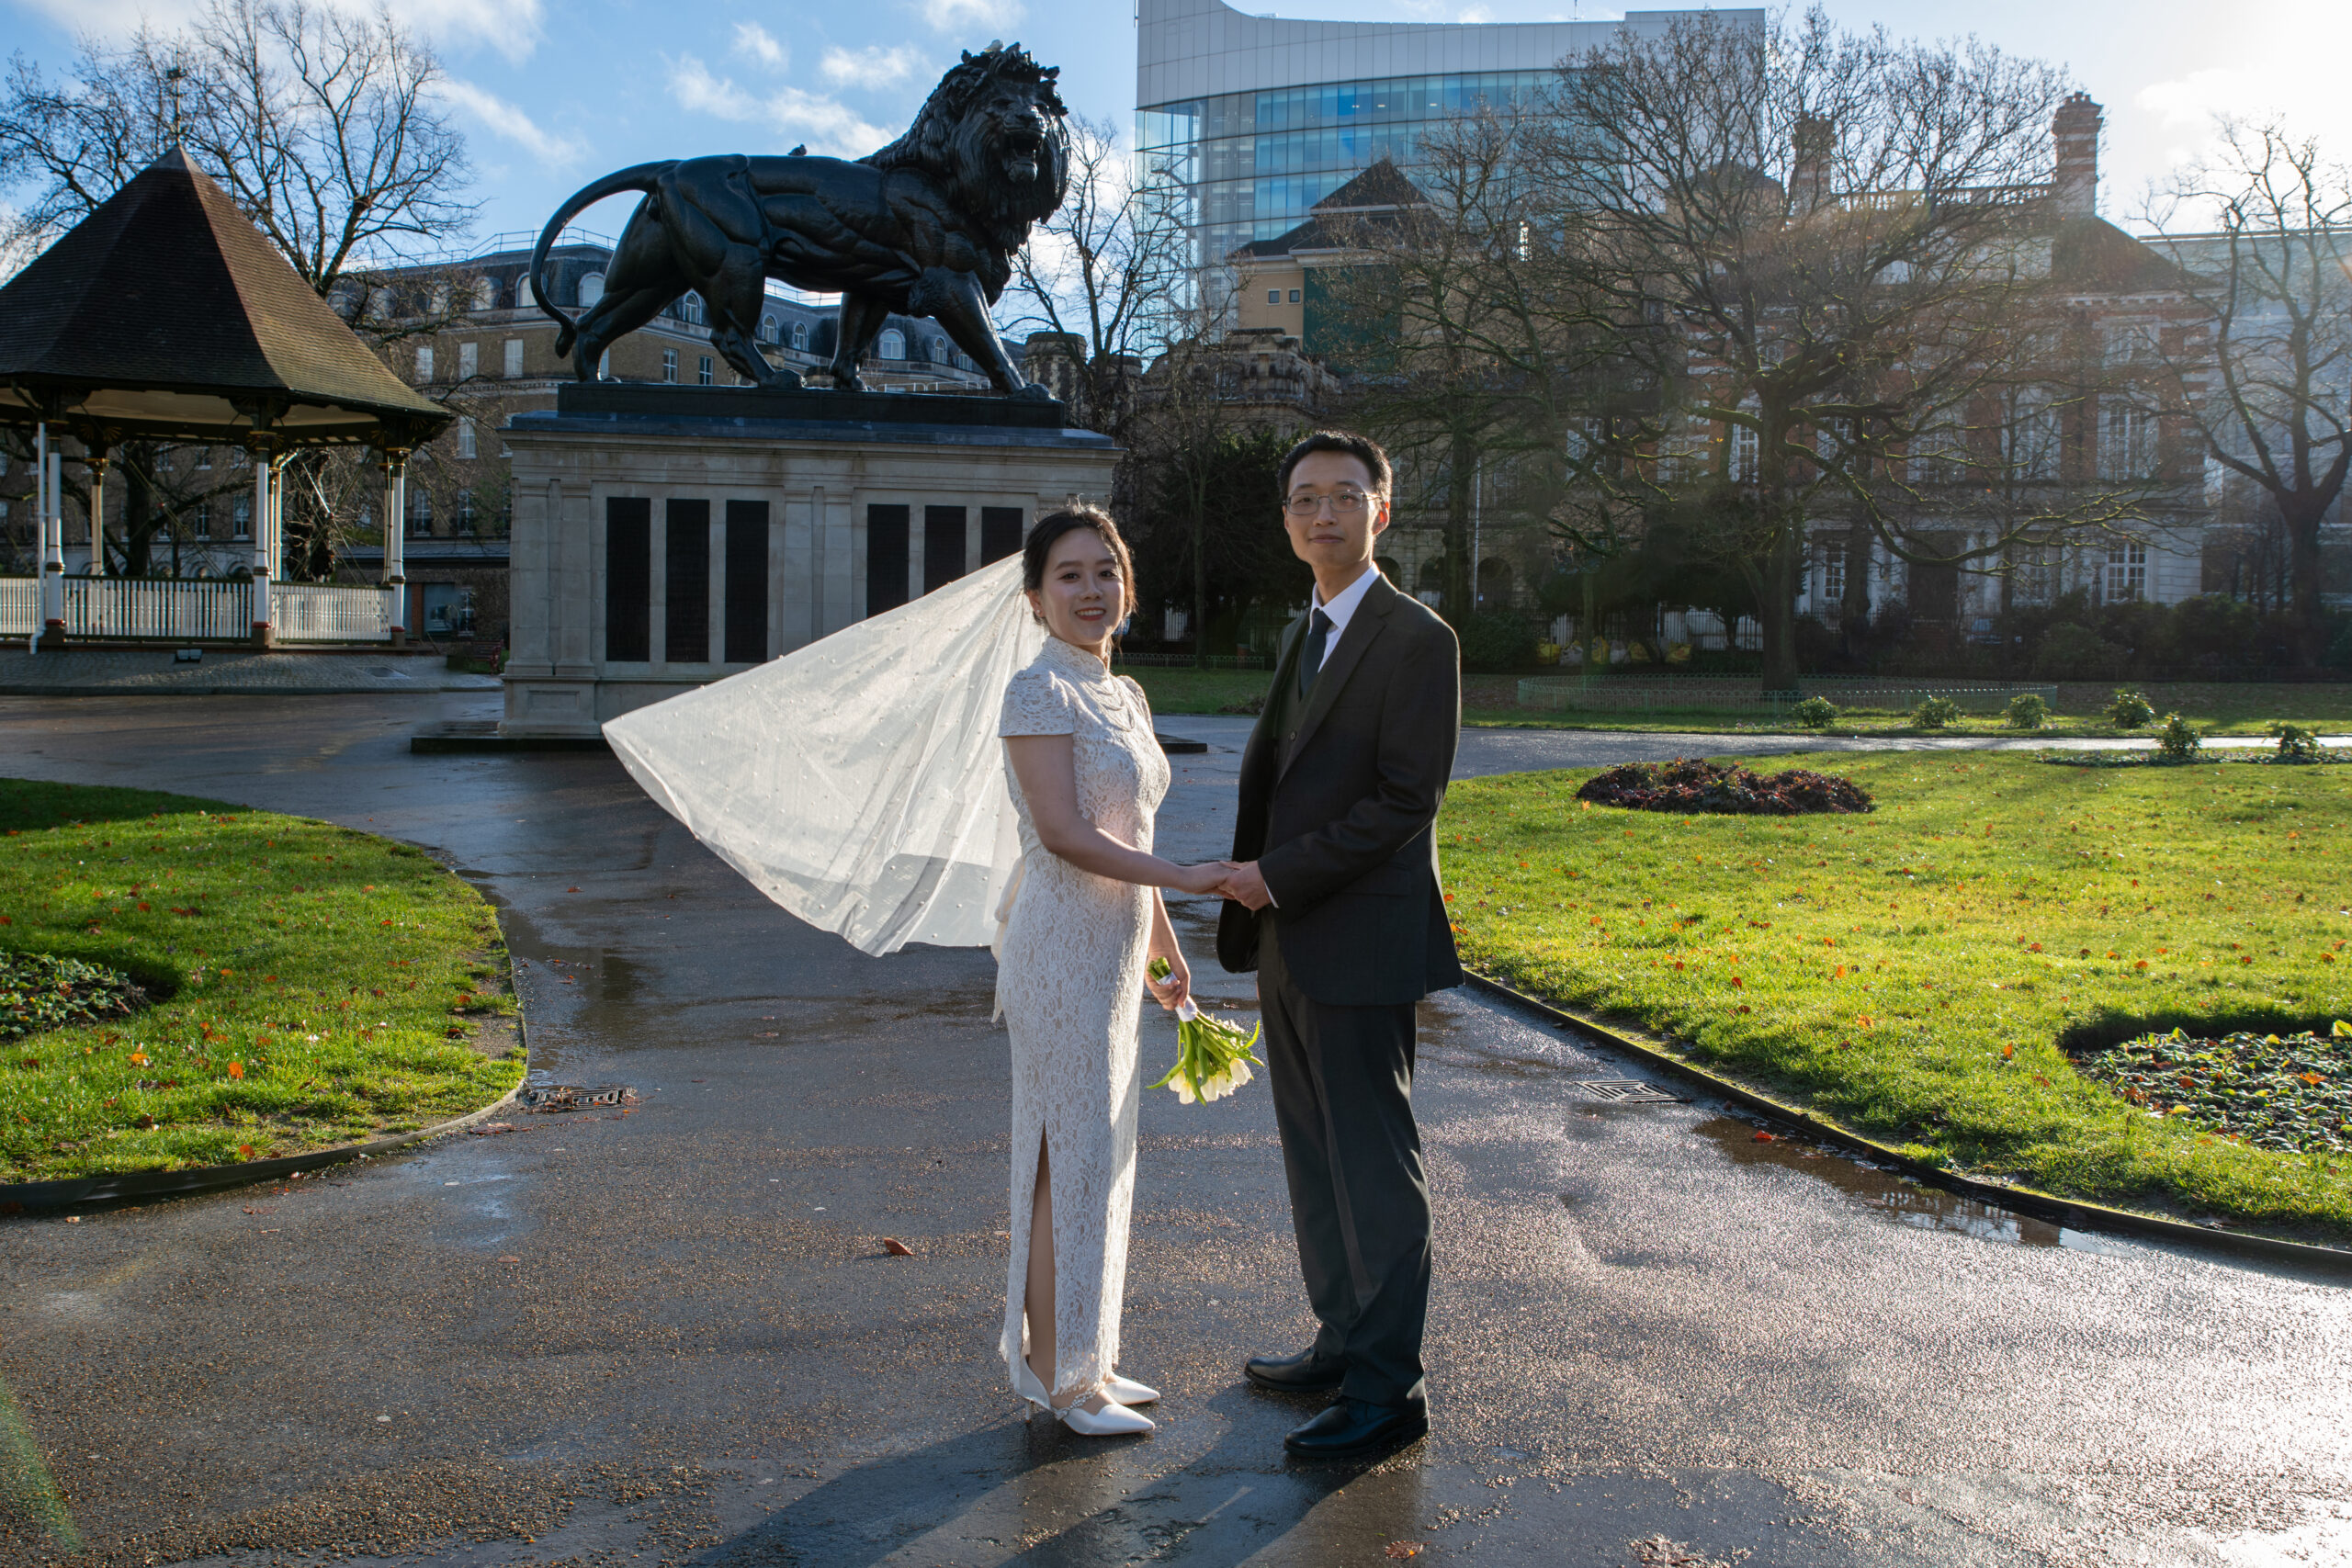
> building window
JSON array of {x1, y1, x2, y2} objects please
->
[
  {"x1": 1268, "y1": 289, "x2": 1281, "y2": 304},
  {"x1": 932, "y1": 337, "x2": 951, "y2": 364},
  {"x1": 1730, "y1": 423, "x2": 1759, "y2": 482},
  {"x1": 231, "y1": 446, "x2": 249, "y2": 468},
  {"x1": 791, "y1": 321, "x2": 808, "y2": 351},
  {"x1": 458, "y1": 489, "x2": 478, "y2": 534},
  {"x1": 232, "y1": 495, "x2": 252, "y2": 539},
  {"x1": 458, "y1": 341, "x2": 478, "y2": 378},
  {"x1": 2102, "y1": 402, "x2": 2154, "y2": 479},
  {"x1": 189, "y1": 501, "x2": 209, "y2": 534},
  {"x1": 474, "y1": 278, "x2": 496, "y2": 311},
  {"x1": 698, "y1": 355, "x2": 715, "y2": 385},
  {"x1": 1289, "y1": 288, "x2": 1301, "y2": 302},
  {"x1": 456, "y1": 417, "x2": 477, "y2": 460},
  {"x1": 409, "y1": 492, "x2": 432, "y2": 536},
  {"x1": 662, "y1": 349, "x2": 678, "y2": 382},
  {"x1": 414, "y1": 344, "x2": 435, "y2": 382},
  {"x1": 578, "y1": 272, "x2": 605, "y2": 306},
  {"x1": 683, "y1": 292, "x2": 705, "y2": 326},
  {"x1": 1820, "y1": 544, "x2": 1846, "y2": 604},
  {"x1": 516, "y1": 276, "x2": 534, "y2": 308},
  {"x1": 194, "y1": 446, "x2": 211, "y2": 469},
  {"x1": 2105, "y1": 541, "x2": 2147, "y2": 602},
  {"x1": 421, "y1": 583, "x2": 475, "y2": 637},
  {"x1": 760, "y1": 314, "x2": 778, "y2": 344},
  {"x1": 876, "y1": 328, "x2": 905, "y2": 360},
  {"x1": 503, "y1": 338, "x2": 524, "y2": 378}
]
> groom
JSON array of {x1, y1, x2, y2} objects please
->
[{"x1": 1215, "y1": 429, "x2": 1462, "y2": 1458}]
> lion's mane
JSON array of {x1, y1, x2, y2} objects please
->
[{"x1": 862, "y1": 42, "x2": 1070, "y2": 253}]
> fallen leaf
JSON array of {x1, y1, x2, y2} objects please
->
[
  {"x1": 882, "y1": 1237, "x2": 916, "y2": 1257},
  {"x1": 1385, "y1": 1547, "x2": 1424, "y2": 1561},
  {"x1": 1751, "y1": 1131, "x2": 1777, "y2": 1143},
  {"x1": 498, "y1": 1255, "x2": 521, "y2": 1264},
  {"x1": 227, "y1": 1061, "x2": 244, "y2": 1079}
]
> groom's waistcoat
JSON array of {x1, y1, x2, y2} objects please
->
[{"x1": 1216, "y1": 571, "x2": 1464, "y2": 1006}]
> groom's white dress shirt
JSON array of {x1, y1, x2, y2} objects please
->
[{"x1": 1308, "y1": 563, "x2": 1381, "y2": 673}]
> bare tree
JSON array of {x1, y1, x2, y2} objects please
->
[
  {"x1": 2144, "y1": 120, "x2": 2352, "y2": 666},
  {"x1": 1529, "y1": 6, "x2": 2138, "y2": 691},
  {"x1": 0, "y1": 0, "x2": 474, "y2": 577},
  {"x1": 1000, "y1": 116, "x2": 1189, "y2": 439}
]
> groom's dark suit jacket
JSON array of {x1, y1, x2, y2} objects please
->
[{"x1": 1216, "y1": 571, "x2": 1464, "y2": 1004}]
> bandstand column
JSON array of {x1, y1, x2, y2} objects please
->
[
  {"x1": 249, "y1": 444, "x2": 274, "y2": 647},
  {"x1": 37, "y1": 424, "x2": 64, "y2": 643},
  {"x1": 85, "y1": 448, "x2": 109, "y2": 578},
  {"x1": 382, "y1": 450, "x2": 408, "y2": 646}
]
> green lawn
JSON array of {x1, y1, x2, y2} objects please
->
[
  {"x1": 0, "y1": 780, "x2": 524, "y2": 1186},
  {"x1": 1128, "y1": 667, "x2": 2352, "y2": 739},
  {"x1": 1438, "y1": 754, "x2": 2352, "y2": 1241}
]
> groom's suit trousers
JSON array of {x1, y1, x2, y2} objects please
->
[{"x1": 1259, "y1": 927, "x2": 1430, "y2": 1411}]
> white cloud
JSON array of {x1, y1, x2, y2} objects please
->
[
  {"x1": 820, "y1": 45, "x2": 924, "y2": 89},
  {"x1": 439, "y1": 77, "x2": 583, "y2": 165},
  {"x1": 919, "y1": 0, "x2": 1023, "y2": 35},
  {"x1": 665, "y1": 54, "x2": 892, "y2": 157},
  {"x1": 734, "y1": 21, "x2": 787, "y2": 72}
]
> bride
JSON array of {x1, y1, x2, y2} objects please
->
[
  {"x1": 602, "y1": 503, "x2": 1225, "y2": 1439},
  {"x1": 996, "y1": 507, "x2": 1232, "y2": 1435}
]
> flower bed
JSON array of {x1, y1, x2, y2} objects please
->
[
  {"x1": 1575, "y1": 757, "x2": 1874, "y2": 816},
  {"x1": 4, "y1": 952, "x2": 149, "y2": 1042},
  {"x1": 2075, "y1": 1025, "x2": 2352, "y2": 1155}
]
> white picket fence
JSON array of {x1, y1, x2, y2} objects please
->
[
  {"x1": 0, "y1": 578, "x2": 35, "y2": 638},
  {"x1": 271, "y1": 582, "x2": 391, "y2": 643},
  {"x1": 1, "y1": 576, "x2": 391, "y2": 644}
]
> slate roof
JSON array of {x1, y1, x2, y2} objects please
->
[
  {"x1": 2048, "y1": 215, "x2": 2188, "y2": 294},
  {"x1": 0, "y1": 149, "x2": 449, "y2": 446}
]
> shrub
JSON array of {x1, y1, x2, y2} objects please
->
[
  {"x1": 2157, "y1": 712, "x2": 2202, "y2": 761},
  {"x1": 2105, "y1": 688, "x2": 2156, "y2": 728},
  {"x1": 2270, "y1": 720, "x2": 2322, "y2": 762},
  {"x1": 2, "y1": 952, "x2": 150, "y2": 1042},
  {"x1": 1454, "y1": 608, "x2": 1542, "y2": 673},
  {"x1": 2033, "y1": 622, "x2": 2131, "y2": 681},
  {"x1": 1792, "y1": 695, "x2": 1838, "y2": 730},
  {"x1": 2004, "y1": 693, "x2": 2050, "y2": 730},
  {"x1": 1575, "y1": 757, "x2": 1873, "y2": 816},
  {"x1": 1914, "y1": 694, "x2": 1961, "y2": 729}
]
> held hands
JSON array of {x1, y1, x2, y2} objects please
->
[{"x1": 1170, "y1": 860, "x2": 1272, "y2": 909}]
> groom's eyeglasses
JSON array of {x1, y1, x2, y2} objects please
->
[{"x1": 1283, "y1": 489, "x2": 1374, "y2": 518}]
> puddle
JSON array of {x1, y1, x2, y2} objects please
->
[{"x1": 1689, "y1": 1116, "x2": 2128, "y2": 1253}]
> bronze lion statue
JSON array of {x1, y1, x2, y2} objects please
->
[{"x1": 528, "y1": 42, "x2": 1069, "y2": 399}]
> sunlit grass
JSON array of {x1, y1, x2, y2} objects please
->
[
  {"x1": 1440, "y1": 754, "x2": 2352, "y2": 1238},
  {"x1": 0, "y1": 780, "x2": 523, "y2": 1185}
]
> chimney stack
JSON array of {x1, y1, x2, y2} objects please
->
[
  {"x1": 2052, "y1": 93, "x2": 2102, "y2": 218},
  {"x1": 1792, "y1": 115, "x2": 1832, "y2": 213}
]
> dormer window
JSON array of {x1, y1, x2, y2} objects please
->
[{"x1": 877, "y1": 328, "x2": 906, "y2": 360}]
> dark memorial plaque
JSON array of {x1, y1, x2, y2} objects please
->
[
  {"x1": 924, "y1": 505, "x2": 967, "y2": 593},
  {"x1": 725, "y1": 501, "x2": 769, "y2": 663},
  {"x1": 867, "y1": 504, "x2": 910, "y2": 617},
  {"x1": 665, "y1": 500, "x2": 711, "y2": 663},
  {"x1": 605, "y1": 498, "x2": 651, "y2": 663}
]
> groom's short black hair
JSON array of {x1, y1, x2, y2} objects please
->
[{"x1": 1278, "y1": 430, "x2": 1392, "y2": 500}]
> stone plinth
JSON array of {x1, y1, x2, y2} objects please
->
[{"x1": 500, "y1": 383, "x2": 1118, "y2": 738}]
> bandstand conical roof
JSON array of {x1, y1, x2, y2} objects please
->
[{"x1": 0, "y1": 148, "x2": 448, "y2": 448}]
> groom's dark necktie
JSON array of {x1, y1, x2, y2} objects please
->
[{"x1": 1299, "y1": 608, "x2": 1334, "y2": 701}]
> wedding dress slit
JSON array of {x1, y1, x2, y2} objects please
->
[{"x1": 996, "y1": 637, "x2": 1169, "y2": 1403}]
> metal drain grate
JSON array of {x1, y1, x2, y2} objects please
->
[
  {"x1": 522, "y1": 1083, "x2": 638, "y2": 1112},
  {"x1": 1569, "y1": 1079, "x2": 1684, "y2": 1103}
]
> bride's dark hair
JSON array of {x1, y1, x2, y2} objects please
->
[{"x1": 1022, "y1": 506, "x2": 1137, "y2": 633}]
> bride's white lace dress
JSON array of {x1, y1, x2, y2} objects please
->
[{"x1": 994, "y1": 634, "x2": 1170, "y2": 1399}]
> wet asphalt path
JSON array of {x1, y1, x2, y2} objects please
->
[{"x1": 2, "y1": 694, "x2": 2348, "y2": 1568}]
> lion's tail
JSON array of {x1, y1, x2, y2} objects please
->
[{"x1": 528, "y1": 161, "x2": 674, "y2": 356}]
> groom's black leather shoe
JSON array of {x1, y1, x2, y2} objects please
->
[
  {"x1": 1283, "y1": 1396, "x2": 1429, "y2": 1458},
  {"x1": 1245, "y1": 1348, "x2": 1347, "y2": 1393}
]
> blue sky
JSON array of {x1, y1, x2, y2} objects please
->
[{"x1": 3, "y1": 0, "x2": 2347, "y2": 250}]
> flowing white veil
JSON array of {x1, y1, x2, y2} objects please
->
[{"x1": 603, "y1": 555, "x2": 1043, "y2": 956}]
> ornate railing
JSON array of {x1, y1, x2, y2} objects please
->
[
  {"x1": 0, "y1": 577, "x2": 393, "y2": 644},
  {"x1": 65, "y1": 577, "x2": 253, "y2": 641},
  {"x1": 272, "y1": 582, "x2": 391, "y2": 643},
  {"x1": 0, "y1": 577, "x2": 36, "y2": 637}
]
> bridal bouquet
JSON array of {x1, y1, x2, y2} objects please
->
[{"x1": 1148, "y1": 957, "x2": 1265, "y2": 1104}]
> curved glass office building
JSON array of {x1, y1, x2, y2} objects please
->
[{"x1": 1137, "y1": 0, "x2": 1745, "y2": 271}]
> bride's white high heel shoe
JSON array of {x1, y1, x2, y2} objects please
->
[
  {"x1": 1102, "y1": 1372, "x2": 1159, "y2": 1405},
  {"x1": 1012, "y1": 1358, "x2": 1155, "y2": 1435}
]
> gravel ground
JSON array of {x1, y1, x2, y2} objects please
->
[{"x1": 0, "y1": 693, "x2": 2346, "y2": 1567}]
